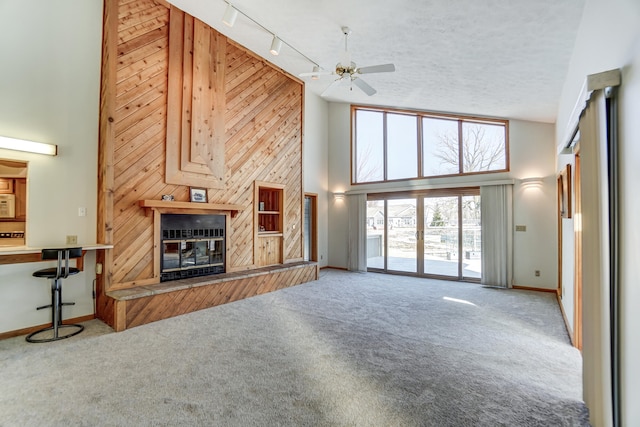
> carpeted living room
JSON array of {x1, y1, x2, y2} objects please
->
[
  {"x1": 1, "y1": 0, "x2": 639, "y2": 426},
  {"x1": 0, "y1": 269, "x2": 589, "y2": 426}
]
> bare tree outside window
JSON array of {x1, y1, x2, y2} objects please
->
[
  {"x1": 432, "y1": 122, "x2": 506, "y2": 173},
  {"x1": 353, "y1": 107, "x2": 507, "y2": 184}
]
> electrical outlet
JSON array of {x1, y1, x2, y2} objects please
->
[
  {"x1": 535, "y1": 270, "x2": 540, "y2": 277},
  {"x1": 66, "y1": 235, "x2": 78, "y2": 245},
  {"x1": 78, "y1": 207, "x2": 87, "y2": 217}
]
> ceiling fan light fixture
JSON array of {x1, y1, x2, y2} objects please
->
[
  {"x1": 269, "y1": 36, "x2": 282, "y2": 56},
  {"x1": 222, "y1": 4, "x2": 238, "y2": 27}
]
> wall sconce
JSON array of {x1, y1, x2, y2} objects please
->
[
  {"x1": 520, "y1": 177, "x2": 543, "y2": 190},
  {"x1": 0, "y1": 135, "x2": 57, "y2": 156},
  {"x1": 333, "y1": 192, "x2": 345, "y2": 201}
]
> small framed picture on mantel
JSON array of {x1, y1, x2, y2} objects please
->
[{"x1": 190, "y1": 187, "x2": 207, "y2": 203}]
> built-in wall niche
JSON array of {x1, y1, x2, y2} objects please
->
[
  {"x1": 0, "y1": 159, "x2": 27, "y2": 246},
  {"x1": 254, "y1": 181, "x2": 284, "y2": 266}
]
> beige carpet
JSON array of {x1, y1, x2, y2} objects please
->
[{"x1": 0, "y1": 269, "x2": 589, "y2": 426}]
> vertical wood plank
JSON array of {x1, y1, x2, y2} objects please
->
[
  {"x1": 165, "y1": 5, "x2": 185, "y2": 185},
  {"x1": 98, "y1": 0, "x2": 118, "y2": 297},
  {"x1": 115, "y1": 300, "x2": 127, "y2": 332},
  {"x1": 189, "y1": 19, "x2": 213, "y2": 166}
]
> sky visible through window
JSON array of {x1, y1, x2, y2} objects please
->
[{"x1": 354, "y1": 108, "x2": 507, "y2": 183}]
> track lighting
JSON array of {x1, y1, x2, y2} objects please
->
[
  {"x1": 269, "y1": 36, "x2": 282, "y2": 56},
  {"x1": 218, "y1": 1, "x2": 319, "y2": 65},
  {"x1": 311, "y1": 65, "x2": 320, "y2": 80},
  {"x1": 222, "y1": 4, "x2": 238, "y2": 27}
]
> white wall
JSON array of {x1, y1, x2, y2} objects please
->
[
  {"x1": 327, "y1": 102, "x2": 558, "y2": 289},
  {"x1": 555, "y1": 0, "x2": 640, "y2": 425},
  {"x1": 0, "y1": 0, "x2": 103, "y2": 333},
  {"x1": 303, "y1": 90, "x2": 330, "y2": 267}
]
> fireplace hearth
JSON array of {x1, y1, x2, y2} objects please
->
[{"x1": 160, "y1": 214, "x2": 225, "y2": 282}]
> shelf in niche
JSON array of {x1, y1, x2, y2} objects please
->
[{"x1": 258, "y1": 231, "x2": 283, "y2": 237}]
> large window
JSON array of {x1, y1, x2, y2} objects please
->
[{"x1": 353, "y1": 106, "x2": 508, "y2": 184}]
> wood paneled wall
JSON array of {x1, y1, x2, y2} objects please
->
[
  {"x1": 109, "y1": 263, "x2": 318, "y2": 331},
  {"x1": 98, "y1": 0, "x2": 304, "y2": 294}
]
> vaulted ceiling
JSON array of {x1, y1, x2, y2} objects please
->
[{"x1": 167, "y1": 0, "x2": 585, "y2": 123}]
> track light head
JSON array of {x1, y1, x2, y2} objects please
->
[
  {"x1": 222, "y1": 4, "x2": 238, "y2": 27},
  {"x1": 269, "y1": 36, "x2": 282, "y2": 56},
  {"x1": 311, "y1": 65, "x2": 320, "y2": 80}
]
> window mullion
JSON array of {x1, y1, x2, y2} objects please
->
[
  {"x1": 458, "y1": 120, "x2": 464, "y2": 174},
  {"x1": 417, "y1": 116, "x2": 423, "y2": 178},
  {"x1": 383, "y1": 112, "x2": 388, "y2": 181}
]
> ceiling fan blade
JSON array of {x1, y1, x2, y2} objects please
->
[
  {"x1": 321, "y1": 78, "x2": 343, "y2": 97},
  {"x1": 357, "y1": 63, "x2": 396, "y2": 74},
  {"x1": 353, "y1": 78, "x2": 377, "y2": 96}
]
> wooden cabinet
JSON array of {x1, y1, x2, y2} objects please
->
[
  {"x1": 257, "y1": 235, "x2": 282, "y2": 266},
  {"x1": 13, "y1": 179, "x2": 27, "y2": 220},
  {"x1": 0, "y1": 178, "x2": 13, "y2": 194},
  {"x1": 254, "y1": 181, "x2": 284, "y2": 266}
]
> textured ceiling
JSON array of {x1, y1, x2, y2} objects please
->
[{"x1": 167, "y1": 0, "x2": 585, "y2": 123}]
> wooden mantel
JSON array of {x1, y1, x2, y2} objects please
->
[{"x1": 138, "y1": 200, "x2": 245, "y2": 217}]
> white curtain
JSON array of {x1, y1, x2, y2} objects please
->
[
  {"x1": 347, "y1": 193, "x2": 367, "y2": 272},
  {"x1": 578, "y1": 90, "x2": 613, "y2": 426},
  {"x1": 480, "y1": 184, "x2": 513, "y2": 288}
]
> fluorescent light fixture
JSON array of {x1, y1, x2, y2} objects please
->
[
  {"x1": 222, "y1": 4, "x2": 238, "y2": 27},
  {"x1": 0, "y1": 135, "x2": 57, "y2": 156},
  {"x1": 269, "y1": 36, "x2": 282, "y2": 56},
  {"x1": 311, "y1": 65, "x2": 320, "y2": 80}
]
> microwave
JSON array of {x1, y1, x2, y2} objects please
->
[{"x1": 0, "y1": 194, "x2": 16, "y2": 218}]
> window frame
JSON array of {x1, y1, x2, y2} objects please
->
[{"x1": 351, "y1": 105, "x2": 510, "y2": 185}]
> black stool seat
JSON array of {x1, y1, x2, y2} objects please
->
[
  {"x1": 33, "y1": 267, "x2": 80, "y2": 278},
  {"x1": 26, "y1": 247, "x2": 85, "y2": 343}
]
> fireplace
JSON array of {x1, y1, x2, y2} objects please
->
[{"x1": 160, "y1": 214, "x2": 225, "y2": 282}]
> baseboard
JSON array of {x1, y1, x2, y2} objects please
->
[
  {"x1": 322, "y1": 266, "x2": 348, "y2": 271},
  {"x1": 0, "y1": 314, "x2": 96, "y2": 341},
  {"x1": 556, "y1": 294, "x2": 575, "y2": 346},
  {"x1": 512, "y1": 285, "x2": 558, "y2": 293}
]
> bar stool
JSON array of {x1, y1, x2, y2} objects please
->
[{"x1": 26, "y1": 247, "x2": 85, "y2": 343}]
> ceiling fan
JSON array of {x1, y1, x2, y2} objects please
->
[{"x1": 299, "y1": 26, "x2": 395, "y2": 96}]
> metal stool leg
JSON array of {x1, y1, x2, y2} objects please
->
[
  {"x1": 25, "y1": 278, "x2": 84, "y2": 343},
  {"x1": 52, "y1": 279, "x2": 60, "y2": 338}
]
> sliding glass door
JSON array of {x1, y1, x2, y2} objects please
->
[
  {"x1": 423, "y1": 196, "x2": 459, "y2": 277},
  {"x1": 387, "y1": 199, "x2": 417, "y2": 273},
  {"x1": 366, "y1": 189, "x2": 481, "y2": 281},
  {"x1": 462, "y1": 195, "x2": 482, "y2": 279}
]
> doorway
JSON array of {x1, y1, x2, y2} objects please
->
[{"x1": 303, "y1": 193, "x2": 318, "y2": 262}]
